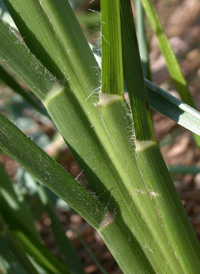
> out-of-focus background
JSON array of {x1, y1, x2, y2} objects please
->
[{"x1": 0, "y1": 0, "x2": 200, "y2": 273}]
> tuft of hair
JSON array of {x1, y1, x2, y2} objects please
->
[{"x1": 124, "y1": 104, "x2": 135, "y2": 150}]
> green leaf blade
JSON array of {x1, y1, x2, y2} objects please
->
[
  {"x1": 0, "y1": 112, "x2": 108, "y2": 229},
  {"x1": 120, "y1": 0, "x2": 155, "y2": 142},
  {"x1": 0, "y1": 20, "x2": 56, "y2": 102},
  {"x1": 146, "y1": 80, "x2": 200, "y2": 136},
  {"x1": 101, "y1": 0, "x2": 124, "y2": 96},
  {"x1": 141, "y1": 0, "x2": 195, "y2": 108},
  {"x1": 3, "y1": 0, "x2": 100, "y2": 101}
]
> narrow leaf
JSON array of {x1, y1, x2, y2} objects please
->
[
  {"x1": 140, "y1": 0, "x2": 195, "y2": 108},
  {"x1": 0, "y1": 20, "x2": 57, "y2": 102},
  {"x1": 146, "y1": 80, "x2": 200, "y2": 136},
  {"x1": 168, "y1": 165, "x2": 200, "y2": 176},
  {"x1": 75, "y1": 231, "x2": 108, "y2": 274},
  {"x1": 101, "y1": 0, "x2": 123, "y2": 96},
  {"x1": 120, "y1": 0, "x2": 155, "y2": 142},
  {"x1": 0, "y1": 112, "x2": 108, "y2": 229},
  {"x1": 3, "y1": 0, "x2": 100, "y2": 100},
  {"x1": 11, "y1": 230, "x2": 69, "y2": 274}
]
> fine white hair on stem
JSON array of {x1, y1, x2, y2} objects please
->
[
  {"x1": 75, "y1": 169, "x2": 84, "y2": 181},
  {"x1": 86, "y1": 86, "x2": 100, "y2": 102},
  {"x1": 125, "y1": 107, "x2": 135, "y2": 150},
  {"x1": 88, "y1": 189, "x2": 99, "y2": 201},
  {"x1": 101, "y1": 33, "x2": 110, "y2": 46},
  {"x1": 88, "y1": 9, "x2": 101, "y2": 16}
]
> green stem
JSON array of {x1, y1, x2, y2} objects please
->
[
  {"x1": 120, "y1": 1, "x2": 200, "y2": 272},
  {"x1": 136, "y1": 144, "x2": 200, "y2": 272},
  {"x1": 120, "y1": 0, "x2": 154, "y2": 142},
  {"x1": 101, "y1": 0, "x2": 123, "y2": 96}
]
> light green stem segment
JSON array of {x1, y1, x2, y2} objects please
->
[
  {"x1": 121, "y1": 1, "x2": 200, "y2": 273},
  {"x1": 135, "y1": 141, "x2": 200, "y2": 273},
  {"x1": 38, "y1": 85, "x2": 189, "y2": 273},
  {"x1": 120, "y1": 0, "x2": 155, "y2": 142},
  {"x1": 101, "y1": 0, "x2": 124, "y2": 96},
  {"x1": 97, "y1": 96, "x2": 197, "y2": 274}
]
